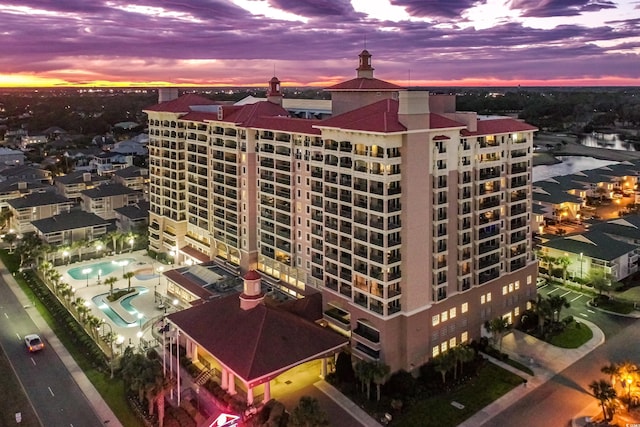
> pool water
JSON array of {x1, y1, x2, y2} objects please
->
[
  {"x1": 91, "y1": 286, "x2": 148, "y2": 328},
  {"x1": 67, "y1": 258, "x2": 136, "y2": 280}
]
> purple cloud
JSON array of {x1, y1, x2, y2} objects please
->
[{"x1": 511, "y1": 0, "x2": 618, "y2": 18}]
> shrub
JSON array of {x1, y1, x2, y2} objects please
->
[{"x1": 383, "y1": 370, "x2": 417, "y2": 398}]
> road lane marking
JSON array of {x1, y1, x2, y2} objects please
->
[
  {"x1": 31, "y1": 358, "x2": 36, "y2": 366},
  {"x1": 587, "y1": 309, "x2": 595, "y2": 313},
  {"x1": 547, "y1": 288, "x2": 560, "y2": 294},
  {"x1": 561, "y1": 291, "x2": 572, "y2": 297},
  {"x1": 4, "y1": 313, "x2": 8, "y2": 319},
  {"x1": 580, "y1": 313, "x2": 588, "y2": 317},
  {"x1": 16, "y1": 333, "x2": 20, "y2": 340},
  {"x1": 570, "y1": 295, "x2": 583, "y2": 302},
  {"x1": 48, "y1": 387, "x2": 54, "y2": 397}
]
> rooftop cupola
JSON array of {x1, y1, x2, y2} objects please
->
[
  {"x1": 356, "y1": 49, "x2": 374, "y2": 79},
  {"x1": 267, "y1": 76, "x2": 283, "y2": 106},
  {"x1": 240, "y1": 270, "x2": 265, "y2": 310}
]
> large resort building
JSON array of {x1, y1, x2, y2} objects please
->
[{"x1": 145, "y1": 50, "x2": 539, "y2": 373}]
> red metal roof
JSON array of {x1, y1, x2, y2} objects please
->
[
  {"x1": 317, "y1": 99, "x2": 465, "y2": 133},
  {"x1": 250, "y1": 116, "x2": 321, "y2": 135},
  {"x1": 180, "y1": 245, "x2": 211, "y2": 263},
  {"x1": 164, "y1": 269, "x2": 215, "y2": 300},
  {"x1": 461, "y1": 118, "x2": 538, "y2": 136},
  {"x1": 243, "y1": 270, "x2": 261, "y2": 280},
  {"x1": 168, "y1": 294, "x2": 348, "y2": 384},
  {"x1": 325, "y1": 77, "x2": 404, "y2": 91},
  {"x1": 144, "y1": 93, "x2": 219, "y2": 113}
]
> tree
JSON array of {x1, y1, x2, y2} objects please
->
[
  {"x1": 104, "y1": 276, "x2": 118, "y2": 297},
  {"x1": 588, "y1": 268, "x2": 612, "y2": 296},
  {"x1": 15, "y1": 232, "x2": 42, "y2": 267},
  {"x1": 289, "y1": 396, "x2": 329, "y2": 427},
  {"x1": 484, "y1": 317, "x2": 511, "y2": 352},
  {"x1": 123, "y1": 271, "x2": 135, "y2": 292},
  {"x1": 556, "y1": 255, "x2": 571, "y2": 285},
  {"x1": 433, "y1": 351, "x2": 455, "y2": 385},
  {"x1": 0, "y1": 208, "x2": 13, "y2": 230},
  {"x1": 334, "y1": 351, "x2": 355, "y2": 383},
  {"x1": 547, "y1": 294, "x2": 571, "y2": 323},
  {"x1": 531, "y1": 295, "x2": 553, "y2": 335},
  {"x1": 590, "y1": 379, "x2": 617, "y2": 421},
  {"x1": 2, "y1": 232, "x2": 17, "y2": 253},
  {"x1": 354, "y1": 360, "x2": 374, "y2": 398},
  {"x1": 371, "y1": 361, "x2": 390, "y2": 402}
]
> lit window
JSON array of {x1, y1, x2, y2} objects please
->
[
  {"x1": 487, "y1": 292, "x2": 492, "y2": 302},
  {"x1": 461, "y1": 331, "x2": 468, "y2": 343},
  {"x1": 515, "y1": 281, "x2": 520, "y2": 290},
  {"x1": 481, "y1": 295, "x2": 486, "y2": 304},
  {"x1": 502, "y1": 286, "x2": 508, "y2": 295},
  {"x1": 450, "y1": 307, "x2": 456, "y2": 318},
  {"x1": 441, "y1": 311, "x2": 448, "y2": 322},
  {"x1": 449, "y1": 337, "x2": 456, "y2": 348},
  {"x1": 432, "y1": 346, "x2": 440, "y2": 358},
  {"x1": 441, "y1": 342, "x2": 448, "y2": 352},
  {"x1": 461, "y1": 302, "x2": 468, "y2": 313},
  {"x1": 526, "y1": 301, "x2": 532, "y2": 310},
  {"x1": 515, "y1": 307, "x2": 520, "y2": 316},
  {"x1": 508, "y1": 283, "x2": 513, "y2": 292},
  {"x1": 432, "y1": 314, "x2": 440, "y2": 326}
]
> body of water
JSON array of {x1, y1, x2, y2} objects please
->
[
  {"x1": 533, "y1": 156, "x2": 619, "y2": 182},
  {"x1": 579, "y1": 132, "x2": 636, "y2": 151},
  {"x1": 92, "y1": 286, "x2": 148, "y2": 328},
  {"x1": 67, "y1": 258, "x2": 137, "y2": 280}
]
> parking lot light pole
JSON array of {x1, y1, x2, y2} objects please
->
[{"x1": 579, "y1": 252, "x2": 584, "y2": 290}]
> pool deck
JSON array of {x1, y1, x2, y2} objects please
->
[{"x1": 56, "y1": 250, "x2": 171, "y2": 350}]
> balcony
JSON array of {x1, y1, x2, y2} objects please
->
[{"x1": 323, "y1": 308, "x2": 350, "y2": 330}]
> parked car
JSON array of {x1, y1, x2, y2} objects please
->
[{"x1": 24, "y1": 334, "x2": 44, "y2": 352}]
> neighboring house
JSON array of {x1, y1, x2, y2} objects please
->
[
  {"x1": 7, "y1": 192, "x2": 74, "y2": 233},
  {"x1": 0, "y1": 165, "x2": 52, "y2": 184},
  {"x1": 0, "y1": 181, "x2": 54, "y2": 209},
  {"x1": 0, "y1": 147, "x2": 25, "y2": 166},
  {"x1": 20, "y1": 135, "x2": 48, "y2": 149},
  {"x1": 112, "y1": 136, "x2": 147, "y2": 156},
  {"x1": 80, "y1": 183, "x2": 144, "y2": 220},
  {"x1": 111, "y1": 166, "x2": 149, "y2": 193},
  {"x1": 89, "y1": 151, "x2": 132, "y2": 176},
  {"x1": 538, "y1": 230, "x2": 640, "y2": 282},
  {"x1": 31, "y1": 210, "x2": 110, "y2": 246},
  {"x1": 54, "y1": 171, "x2": 111, "y2": 201},
  {"x1": 114, "y1": 201, "x2": 149, "y2": 232}
]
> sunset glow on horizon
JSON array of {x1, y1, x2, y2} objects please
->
[{"x1": 1, "y1": 0, "x2": 639, "y2": 88}]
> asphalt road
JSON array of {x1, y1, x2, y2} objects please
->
[
  {"x1": 0, "y1": 270, "x2": 106, "y2": 427},
  {"x1": 484, "y1": 283, "x2": 638, "y2": 427}
]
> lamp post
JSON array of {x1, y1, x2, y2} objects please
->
[
  {"x1": 579, "y1": 252, "x2": 584, "y2": 290},
  {"x1": 82, "y1": 268, "x2": 92, "y2": 287},
  {"x1": 136, "y1": 330, "x2": 144, "y2": 350},
  {"x1": 156, "y1": 266, "x2": 164, "y2": 303},
  {"x1": 137, "y1": 312, "x2": 144, "y2": 329},
  {"x1": 100, "y1": 320, "x2": 115, "y2": 379}
]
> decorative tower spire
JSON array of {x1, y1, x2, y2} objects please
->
[
  {"x1": 356, "y1": 49, "x2": 374, "y2": 79},
  {"x1": 267, "y1": 76, "x2": 283, "y2": 106}
]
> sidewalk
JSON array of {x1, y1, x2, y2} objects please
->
[
  {"x1": 1, "y1": 267, "x2": 123, "y2": 427},
  {"x1": 314, "y1": 381, "x2": 382, "y2": 427},
  {"x1": 458, "y1": 318, "x2": 605, "y2": 427}
]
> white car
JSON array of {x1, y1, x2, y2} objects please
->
[{"x1": 24, "y1": 334, "x2": 44, "y2": 352}]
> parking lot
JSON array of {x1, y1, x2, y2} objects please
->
[{"x1": 536, "y1": 281, "x2": 597, "y2": 318}]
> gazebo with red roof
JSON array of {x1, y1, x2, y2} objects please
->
[{"x1": 165, "y1": 270, "x2": 348, "y2": 406}]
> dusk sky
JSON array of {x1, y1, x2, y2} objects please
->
[{"x1": 1, "y1": 0, "x2": 639, "y2": 88}]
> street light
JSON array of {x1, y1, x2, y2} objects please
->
[
  {"x1": 136, "y1": 330, "x2": 144, "y2": 350},
  {"x1": 82, "y1": 268, "x2": 92, "y2": 287},
  {"x1": 579, "y1": 252, "x2": 584, "y2": 285},
  {"x1": 156, "y1": 266, "x2": 164, "y2": 303},
  {"x1": 100, "y1": 320, "x2": 115, "y2": 379},
  {"x1": 137, "y1": 312, "x2": 144, "y2": 329}
]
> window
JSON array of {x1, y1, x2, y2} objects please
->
[
  {"x1": 432, "y1": 314, "x2": 440, "y2": 326},
  {"x1": 441, "y1": 342, "x2": 448, "y2": 353},
  {"x1": 527, "y1": 275, "x2": 532, "y2": 284},
  {"x1": 432, "y1": 346, "x2": 440, "y2": 358},
  {"x1": 487, "y1": 292, "x2": 492, "y2": 302},
  {"x1": 515, "y1": 307, "x2": 520, "y2": 316},
  {"x1": 449, "y1": 337, "x2": 456, "y2": 348},
  {"x1": 461, "y1": 331, "x2": 468, "y2": 343},
  {"x1": 441, "y1": 311, "x2": 448, "y2": 322},
  {"x1": 461, "y1": 302, "x2": 468, "y2": 313},
  {"x1": 502, "y1": 285, "x2": 508, "y2": 295},
  {"x1": 481, "y1": 295, "x2": 486, "y2": 304},
  {"x1": 515, "y1": 280, "x2": 520, "y2": 290},
  {"x1": 508, "y1": 283, "x2": 513, "y2": 292},
  {"x1": 450, "y1": 307, "x2": 456, "y2": 319}
]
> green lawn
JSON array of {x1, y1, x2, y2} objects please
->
[
  {"x1": 548, "y1": 321, "x2": 593, "y2": 348},
  {"x1": 394, "y1": 363, "x2": 525, "y2": 427}
]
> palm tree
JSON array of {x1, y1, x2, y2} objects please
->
[
  {"x1": 457, "y1": 344, "x2": 475, "y2": 377},
  {"x1": 433, "y1": 351, "x2": 455, "y2": 385},
  {"x1": 556, "y1": 255, "x2": 571, "y2": 285},
  {"x1": 370, "y1": 361, "x2": 390, "y2": 402},
  {"x1": 289, "y1": 396, "x2": 329, "y2": 427},
  {"x1": 589, "y1": 268, "x2": 612, "y2": 296},
  {"x1": 123, "y1": 271, "x2": 135, "y2": 292},
  {"x1": 2, "y1": 232, "x2": 17, "y2": 253},
  {"x1": 590, "y1": 379, "x2": 617, "y2": 421},
  {"x1": 354, "y1": 360, "x2": 374, "y2": 398},
  {"x1": 601, "y1": 362, "x2": 620, "y2": 386},
  {"x1": 547, "y1": 294, "x2": 571, "y2": 323},
  {"x1": 104, "y1": 276, "x2": 118, "y2": 297},
  {"x1": 530, "y1": 294, "x2": 552, "y2": 335},
  {"x1": 484, "y1": 317, "x2": 511, "y2": 351}
]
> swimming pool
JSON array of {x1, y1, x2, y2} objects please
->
[
  {"x1": 68, "y1": 258, "x2": 136, "y2": 280},
  {"x1": 91, "y1": 286, "x2": 148, "y2": 328}
]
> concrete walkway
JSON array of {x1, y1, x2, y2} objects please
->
[
  {"x1": 2, "y1": 265, "x2": 123, "y2": 427},
  {"x1": 459, "y1": 319, "x2": 605, "y2": 427}
]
